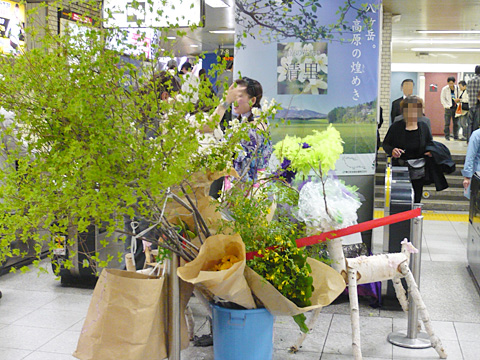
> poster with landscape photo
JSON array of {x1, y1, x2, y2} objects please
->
[{"x1": 234, "y1": 0, "x2": 381, "y2": 175}]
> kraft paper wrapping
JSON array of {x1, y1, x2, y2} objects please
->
[
  {"x1": 177, "y1": 234, "x2": 256, "y2": 309},
  {"x1": 165, "y1": 170, "x2": 235, "y2": 233},
  {"x1": 244, "y1": 257, "x2": 346, "y2": 316},
  {"x1": 73, "y1": 269, "x2": 190, "y2": 360}
]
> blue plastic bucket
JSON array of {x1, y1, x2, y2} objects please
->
[{"x1": 211, "y1": 304, "x2": 274, "y2": 360}]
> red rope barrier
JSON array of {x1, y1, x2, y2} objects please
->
[{"x1": 246, "y1": 207, "x2": 421, "y2": 261}]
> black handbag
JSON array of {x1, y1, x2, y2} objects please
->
[{"x1": 407, "y1": 158, "x2": 426, "y2": 180}]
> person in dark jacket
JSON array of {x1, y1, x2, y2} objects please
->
[
  {"x1": 391, "y1": 79, "x2": 414, "y2": 124},
  {"x1": 383, "y1": 95, "x2": 433, "y2": 203},
  {"x1": 467, "y1": 90, "x2": 480, "y2": 142}
]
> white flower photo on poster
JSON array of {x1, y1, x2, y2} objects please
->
[{"x1": 277, "y1": 42, "x2": 328, "y2": 95}]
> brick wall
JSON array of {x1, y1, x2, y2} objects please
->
[{"x1": 379, "y1": 12, "x2": 392, "y2": 142}]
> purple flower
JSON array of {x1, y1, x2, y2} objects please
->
[
  {"x1": 302, "y1": 142, "x2": 311, "y2": 149},
  {"x1": 275, "y1": 158, "x2": 296, "y2": 184}
]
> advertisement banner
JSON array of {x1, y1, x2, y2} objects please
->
[
  {"x1": 0, "y1": 0, "x2": 26, "y2": 55},
  {"x1": 234, "y1": 0, "x2": 381, "y2": 175}
]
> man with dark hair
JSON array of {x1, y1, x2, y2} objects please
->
[
  {"x1": 467, "y1": 65, "x2": 480, "y2": 109},
  {"x1": 458, "y1": 80, "x2": 469, "y2": 140},
  {"x1": 391, "y1": 79, "x2": 414, "y2": 124},
  {"x1": 440, "y1": 76, "x2": 460, "y2": 140}
]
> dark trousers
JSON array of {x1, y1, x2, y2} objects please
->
[
  {"x1": 444, "y1": 107, "x2": 459, "y2": 139},
  {"x1": 411, "y1": 178, "x2": 424, "y2": 203}
]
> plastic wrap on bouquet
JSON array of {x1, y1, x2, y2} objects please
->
[
  {"x1": 177, "y1": 234, "x2": 256, "y2": 309},
  {"x1": 297, "y1": 179, "x2": 361, "y2": 231},
  {"x1": 244, "y1": 258, "x2": 346, "y2": 316}
]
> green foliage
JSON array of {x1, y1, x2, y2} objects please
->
[
  {"x1": 273, "y1": 124, "x2": 343, "y2": 176},
  {"x1": 247, "y1": 238, "x2": 314, "y2": 333},
  {"x1": 218, "y1": 180, "x2": 314, "y2": 332},
  {"x1": 0, "y1": 0, "x2": 241, "y2": 270}
]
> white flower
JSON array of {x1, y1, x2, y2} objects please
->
[
  {"x1": 277, "y1": 56, "x2": 293, "y2": 82},
  {"x1": 251, "y1": 107, "x2": 262, "y2": 117},
  {"x1": 315, "y1": 53, "x2": 328, "y2": 74},
  {"x1": 302, "y1": 78, "x2": 328, "y2": 94}
]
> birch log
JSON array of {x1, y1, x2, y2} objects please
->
[
  {"x1": 399, "y1": 262, "x2": 447, "y2": 359},
  {"x1": 326, "y1": 238, "x2": 346, "y2": 274},
  {"x1": 290, "y1": 308, "x2": 323, "y2": 353},
  {"x1": 392, "y1": 275, "x2": 409, "y2": 312},
  {"x1": 348, "y1": 267, "x2": 362, "y2": 360},
  {"x1": 346, "y1": 253, "x2": 408, "y2": 285}
]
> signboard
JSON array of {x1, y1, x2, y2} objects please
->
[
  {"x1": 0, "y1": 0, "x2": 26, "y2": 55},
  {"x1": 103, "y1": 0, "x2": 204, "y2": 28},
  {"x1": 235, "y1": 1, "x2": 381, "y2": 175}
]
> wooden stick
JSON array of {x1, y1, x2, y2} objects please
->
[
  {"x1": 347, "y1": 267, "x2": 362, "y2": 360},
  {"x1": 392, "y1": 275, "x2": 409, "y2": 312},
  {"x1": 399, "y1": 262, "x2": 447, "y2": 359},
  {"x1": 289, "y1": 308, "x2": 323, "y2": 353}
]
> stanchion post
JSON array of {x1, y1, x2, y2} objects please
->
[
  {"x1": 388, "y1": 203, "x2": 431, "y2": 349},
  {"x1": 407, "y1": 212, "x2": 423, "y2": 339},
  {"x1": 168, "y1": 255, "x2": 181, "y2": 360}
]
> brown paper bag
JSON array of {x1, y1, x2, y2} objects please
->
[
  {"x1": 73, "y1": 269, "x2": 190, "y2": 360},
  {"x1": 177, "y1": 234, "x2": 256, "y2": 309},
  {"x1": 244, "y1": 257, "x2": 346, "y2": 316}
]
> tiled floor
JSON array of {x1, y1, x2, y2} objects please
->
[{"x1": 1, "y1": 215, "x2": 480, "y2": 360}]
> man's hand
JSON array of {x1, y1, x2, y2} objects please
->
[{"x1": 463, "y1": 177, "x2": 471, "y2": 190}]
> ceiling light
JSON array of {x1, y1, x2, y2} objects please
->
[
  {"x1": 205, "y1": 0, "x2": 229, "y2": 8},
  {"x1": 408, "y1": 39, "x2": 480, "y2": 44},
  {"x1": 209, "y1": 30, "x2": 235, "y2": 34},
  {"x1": 190, "y1": 44, "x2": 200, "y2": 47},
  {"x1": 411, "y1": 47, "x2": 480, "y2": 52},
  {"x1": 416, "y1": 30, "x2": 480, "y2": 34},
  {"x1": 167, "y1": 36, "x2": 176, "y2": 40}
]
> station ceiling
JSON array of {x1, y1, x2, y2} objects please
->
[{"x1": 169, "y1": 0, "x2": 480, "y2": 61}]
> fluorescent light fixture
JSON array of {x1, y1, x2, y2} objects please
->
[
  {"x1": 205, "y1": 0, "x2": 229, "y2": 7},
  {"x1": 411, "y1": 47, "x2": 480, "y2": 52},
  {"x1": 190, "y1": 44, "x2": 200, "y2": 47},
  {"x1": 209, "y1": 29, "x2": 235, "y2": 34},
  {"x1": 408, "y1": 39, "x2": 480, "y2": 44},
  {"x1": 167, "y1": 36, "x2": 176, "y2": 40},
  {"x1": 416, "y1": 30, "x2": 480, "y2": 34}
]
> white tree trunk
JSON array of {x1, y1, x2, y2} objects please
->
[
  {"x1": 392, "y1": 275, "x2": 409, "y2": 312},
  {"x1": 346, "y1": 253, "x2": 408, "y2": 284},
  {"x1": 289, "y1": 308, "x2": 323, "y2": 353},
  {"x1": 399, "y1": 262, "x2": 447, "y2": 359},
  {"x1": 326, "y1": 238, "x2": 346, "y2": 274},
  {"x1": 348, "y1": 267, "x2": 362, "y2": 360}
]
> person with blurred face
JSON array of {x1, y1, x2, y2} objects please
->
[
  {"x1": 440, "y1": 76, "x2": 460, "y2": 140},
  {"x1": 457, "y1": 80, "x2": 469, "y2": 141},
  {"x1": 383, "y1": 96, "x2": 433, "y2": 203},
  {"x1": 210, "y1": 77, "x2": 272, "y2": 182},
  {"x1": 391, "y1": 79, "x2": 414, "y2": 124}
]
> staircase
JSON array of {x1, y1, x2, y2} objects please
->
[{"x1": 375, "y1": 150, "x2": 469, "y2": 212}]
